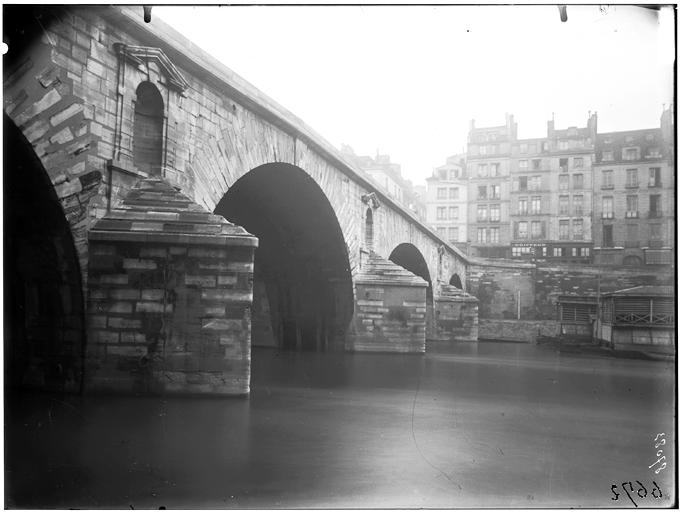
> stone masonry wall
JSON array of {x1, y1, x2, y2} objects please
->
[
  {"x1": 87, "y1": 241, "x2": 255, "y2": 395},
  {"x1": 467, "y1": 259, "x2": 673, "y2": 321},
  {"x1": 349, "y1": 283, "x2": 427, "y2": 353}
]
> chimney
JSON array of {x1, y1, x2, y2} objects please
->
[{"x1": 547, "y1": 113, "x2": 555, "y2": 137}]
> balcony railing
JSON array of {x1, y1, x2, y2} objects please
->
[{"x1": 625, "y1": 211, "x2": 639, "y2": 218}]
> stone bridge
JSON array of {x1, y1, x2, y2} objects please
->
[{"x1": 4, "y1": 5, "x2": 476, "y2": 395}]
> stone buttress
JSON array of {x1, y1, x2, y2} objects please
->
[
  {"x1": 347, "y1": 252, "x2": 428, "y2": 353},
  {"x1": 86, "y1": 178, "x2": 258, "y2": 395},
  {"x1": 432, "y1": 284, "x2": 479, "y2": 343}
]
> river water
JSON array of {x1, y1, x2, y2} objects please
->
[{"x1": 5, "y1": 342, "x2": 676, "y2": 508}]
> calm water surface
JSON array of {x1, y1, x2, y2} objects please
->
[{"x1": 5, "y1": 342, "x2": 676, "y2": 508}]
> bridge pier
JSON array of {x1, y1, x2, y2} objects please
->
[
  {"x1": 431, "y1": 285, "x2": 479, "y2": 345},
  {"x1": 85, "y1": 178, "x2": 257, "y2": 395},
  {"x1": 347, "y1": 252, "x2": 428, "y2": 353}
]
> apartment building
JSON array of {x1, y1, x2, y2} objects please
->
[
  {"x1": 592, "y1": 110, "x2": 675, "y2": 266},
  {"x1": 508, "y1": 114, "x2": 597, "y2": 262},
  {"x1": 425, "y1": 155, "x2": 468, "y2": 252},
  {"x1": 466, "y1": 114, "x2": 516, "y2": 258}
]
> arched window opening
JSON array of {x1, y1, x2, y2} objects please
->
[
  {"x1": 365, "y1": 208, "x2": 374, "y2": 250},
  {"x1": 133, "y1": 81, "x2": 164, "y2": 175}
]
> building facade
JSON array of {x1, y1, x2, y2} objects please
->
[
  {"x1": 508, "y1": 114, "x2": 596, "y2": 263},
  {"x1": 425, "y1": 154, "x2": 468, "y2": 252},
  {"x1": 592, "y1": 111, "x2": 675, "y2": 266},
  {"x1": 466, "y1": 114, "x2": 516, "y2": 258}
]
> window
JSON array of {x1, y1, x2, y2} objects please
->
[
  {"x1": 559, "y1": 220, "x2": 569, "y2": 240},
  {"x1": 623, "y1": 147, "x2": 639, "y2": 160},
  {"x1": 518, "y1": 176, "x2": 528, "y2": 191},
  {"x1": 573, "y1": 219, "x2": 583, "y2": 240},
  {"x1": 649, "y1": 195, "x2": 661, "y2": 217},
  {"x1": 529, "y1": 144, "x2": 537, "y2": 154},
  {"x1": 489, "y1": 204, "x2": 500, "y2": 222},
  {"x1": 573, "y1": 157, "x2": 584, "y2": 169},
  {"x1": 532, "y1": 159, "x2": 541, "y2": 170},
  {"x1": 530, "y1": 196, "x2": 541, "y2": 214},
  {"x1": 436, "y1": 206, "x2": 446, "y2": 220},
  {"x1": 449, "y1": 206, "x2": 459, "y2": 219},
  {"x1": 571, "y1": 247, "x2": 578, "y2": 257},
  {"x1": 626, "y1": 169, "x2": 638, "y2": 188},
  {"x1": 602, "y1": 150, "x2": 614, "y2": 161},
  {"x1": 559, "y1": 195, "x2": 570, "y2": 215},
  {"x1": 437, "y1": 187, "x2": 447, "y2": 199},
  {"x1": 559, "y1": 174, "x2": 569, "y2": 190},
  {"x1": 490, "y1": 184, "x2": 501, "y2": 199},
  {"x1": 477, "y1": 228, "x2": 487, "y2": 243},
  {"x1": 558, "y1": 140, "x2": 568, "y2": 150},
  {"x1": 512, "y1": 246, "x2": 532, "y2": 257},
  {"x1": 626, "y1": 195, "x2": 638, "y2": 218},
  {"x1": 528, "y1": 176, "x2": 541, "y2": 191},
  {"x1": 518, "y1": 197, "x2": 528, "y2": 215},
  {"x1": 449, "y1": 187, "x2": 459, "y2": 199},
  {"x1": 489, "y1": 145, "x2": 498, "y2": 155},
  {"x1": 542, "y1": 141, "x2": 550, "y2": 152},
  {"x1": 602, "y1": 170, "x2": 614, "y2": 188},
  {"x1": 517, "y1": 221, "x2": 528, "y2": 239},
  {"x1": 553, "y1": 247, "x2": 562, "y2": 257},
  {"x1": 573, "y1": 174, "x2": 584, "y2": 189},
  {"x1": 626, "y1": 224, "x2": 638, "y2": 243},
  {"x1": 437, "y1": 169, "x2": 448, "y2": 180},
  {"x1": 449, "y1": 227, "x2": 459, "y2": 242},
  {"x1": 531, "y1": 221, "x2": 542, "y2": 239},
  {"x1": 559, "y1": 158, "x2": 569, "y2": 171},
  {"x1": 490, "y1": 163, "x2": 499, "y2": 177},
  {"x1": 581, "y1": 247, "x2": 590, "y2": 257},
  {"x1": 650, "y1": 224, "x2": 662, "y2": 239},
  {"x1": 478, "y1": 186, "x2": 487, "y2": 199},
  {"x1": 436, "y1": 227, "x2": 446, "y2": 236},
  {"x1": 479, "y1": 145, "x2": 487, "y2": 155},
  {"x1": 520, "y1": 143, "x2": 528, "y2": 154},
  {"x1": 603, "y1": 225, "x2": 613, "y2": 247},
  {"x1": 648, "y1": 147, "x2": 662, "y2": 158},
  {"x1": 477, "y1": 205, "x2": 487, "y2": 221},
  {"x1": 133, "y1": 81, "x2": 165, "y2": 175},
  {"x1": 519, "y1": 160, "x2": 528, "y2": 170},
  {"x1": 573, "y1": 195, "x2": 583, "y2": 216},
  {"x1": 649, "y1": 167, "x2": 661, "y2": 187},
  {"x1": 478, "y1": 163, "x2": 488, "y2": 177},
  {"x1": 489, "y1": 227, "x2": 500, "y2": 243},
  {"x1": 602, "y1": 197, "x2": 614, "y2": 219}
]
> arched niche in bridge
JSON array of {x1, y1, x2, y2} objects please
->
[
  {"x1": 215, "y1": 162, "x2": 354, "y2": 354},
  {"x1": 4, "y1": 115, "x2": 85, "y2": 394},
  {"x1": 388, "y1": 243, "x2": 435, "y2": 337},
  {"x1": 365, "y1": 208, "x2": 374, "y2": 250},
  {"x1": 449, "y1": 273, "x2": 463, "y2": 289},
  {"x1": 133, "y1": 81, "x2": 164, "y2": 176}
]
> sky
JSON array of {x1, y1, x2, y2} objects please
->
[{"x1": 154, "y1": 5, "x2": 675, "y2": 186}]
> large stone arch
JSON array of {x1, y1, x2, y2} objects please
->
[
  {"x1": 214, "y1": 162, "x2": 355, "y2": 353},
  {"x1": 4, "y1": 115, "x2": 86, "y2": 393}
]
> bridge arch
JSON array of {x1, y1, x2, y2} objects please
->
[
  {"x1": 215, "y1": 162, "x2": 354, "y2": 352},
  {"x1": 449, "y1": 273, "x2": 463, "y2": 289},
  {"x1": 4, "y1": 115, "x2": 85, "y2": 393}
]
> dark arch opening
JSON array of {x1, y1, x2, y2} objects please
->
[
  {"x1": 623, "y1": 255, "x2": 643, "y2": 267},
  {"x1": 4, "y1": 115, "x2": 85, "y2": 393},
  {"x1": 389, "y1": 243, "x2": 434, "y2": 337},
  {"x1": 215, "y1": 163, "x2": 354, "y2": 353},
  {"x1": 449, "y1": 273, "x2": 463, "y2": 289},
  {"x1": 365, "y1": 208, "x2": 374, "y2": 249},
  {"x1": 133, "y1": 81, "x2": 164, "y2": 176}
]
